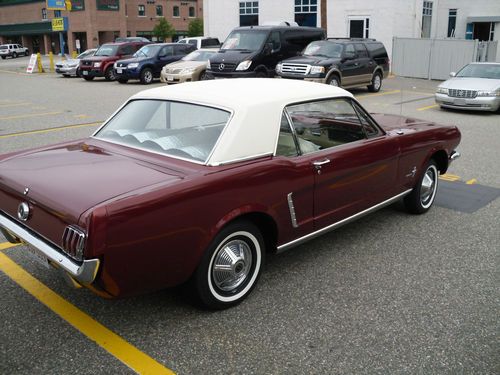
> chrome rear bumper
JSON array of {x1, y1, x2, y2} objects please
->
[{"x1": 0, "y1": 211, "x2": 99, "y2": 284}]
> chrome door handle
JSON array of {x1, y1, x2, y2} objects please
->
[{"x1": 313, "y1": 159, "x2": 331, "y2": 167}]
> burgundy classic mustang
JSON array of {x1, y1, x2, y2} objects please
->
[{"x1": 0, "y1": 79, "x2": 460, "y2": 309}]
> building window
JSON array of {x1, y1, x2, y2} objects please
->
[
  {"x1": 54, "y1": 10, "x2": 61, "y2": 17},
  {"x1": 138, "y1": 4, "x2": 145, "y2": 17},
  {"x1": 189, "y1": 6, "x2": 195, "y2": 18},
  {"x1": 42, "y1": 8, "x2": 47, "y2": 20},
  {"x1": 421, "y1": 1, "x2": 433, "y2": 38},
  {"x1": 348, "y1": 17, "x2": 370, "y2": 38},
  {"x1": 294, "y1": 0, "x2": 317, "y2": 27},
  {"x1": 239, "y1": 1, "x2": 258, "y2": 27},
  {"x1": 156, "y1": 5, "x2": 163, "y2": 17},
  {"x1": 447, "y1": 9, "x2": 457, "y2": 37},
  {"x1": 173, "y1": 6, "x2": 180, "y2": 17}
]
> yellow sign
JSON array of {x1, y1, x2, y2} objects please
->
[{"x1": 52, "y1": 18, "x2": 65, "y2": 31}]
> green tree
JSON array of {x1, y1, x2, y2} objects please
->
[
  {"x1": 153, "y1": 18, "x2": 175, "y2": 42},
  {"x1": 188, "y1": 18, "x2": 204, "y2": 37}
]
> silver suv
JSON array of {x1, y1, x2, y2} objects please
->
[{"x1": 0, "y1": 44, "x2": 29, "y2": 59}]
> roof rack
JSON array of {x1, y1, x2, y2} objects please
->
[{"x1": 327, "y1": 37, "x2": 377, "y2": 41}]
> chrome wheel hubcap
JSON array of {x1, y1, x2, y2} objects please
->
[
  {"x1": 212, "y1": 239, "x2": 252, "y2": 292},
  {"x1": 145, "y1": 71, "x2": 152, "y2": 82},
  {"x1": 420, "y1": 167, "x2": 436, "y2": 206},
  {"x1": 329, "y1": 78, "x2": 339, "y2": 86},
  {"x1": 374, "y1": 75, "x2": 381, "y2": 90}
]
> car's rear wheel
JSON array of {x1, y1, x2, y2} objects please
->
[
  {"x1": 193, "y1": 221, "x2": 265, "y2": 309},
  {"x1": 76, "y1": 68, "x2": 81, "y2": 77},
  {"x1": 104, "y1": 66, "x2": 116, "y2": 81},
  {"x1": 404, "y1": 160, "x2": 439, "y2": 214},
  {"x1": 368, "y1": 72, "x2": 383, "y2": 92},
  {"x1": 1, "y1": 56, "x2": 6, "y2": 60},
  {"x1": 12, "y1": 52, "x2": 17, "y2": 58},
  {"x1": 327, "y1": 75, "x2": 340, "y2": 87},
  {"x1": 140, "y1": 68, "x2": 153, "y2": 84},
  {"x1": 25, "y1": 50, "x2": 29, "y2": 56}
]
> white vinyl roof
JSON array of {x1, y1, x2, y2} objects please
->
[{"x1": 131, "y1": 78, "x2": 353, "y2": 166}]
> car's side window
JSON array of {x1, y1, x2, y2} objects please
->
[
  {"x1": 352, "y1": 101, "x2": 382, "y2": 138},
  {"x1": 286, "y1": 98, "x2": 366, "y2": 155},
  {"x1": 268, "y1": 31, "x2": 281, "y2": 51},
  {"x1": 275, "y1": 113, "x2": 299, "y2": 157},
  {"x1": 161, "y1": 46, "x2": 174, "y2": 56},
  {"x1": 354, "y1": 43, "x2": 368, "y2": 58}
]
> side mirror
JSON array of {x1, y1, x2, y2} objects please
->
[{"x1": 449, "y1": 72, "x2": 456, "y2": 77}]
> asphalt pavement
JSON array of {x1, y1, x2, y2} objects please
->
[{"x1": 0, "y1": 56, "x2": 498, "y2": 374}]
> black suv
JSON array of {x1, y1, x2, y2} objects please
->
[
  {"x1": 207, "y1": 25, "x2": 325, "y2": 78},
  {"x1": 276, "y1": 38, "x2": 389, "y2": 92}
]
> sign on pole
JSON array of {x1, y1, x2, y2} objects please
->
[
  {"x1": 26, "y1": 54, "x2": 38, "y2": 74},
  {"x1": 51, "y1": 17, "x2": 68, "y2": 31},
  {"x1": 46, "y1": 0, "x2": 66, "y2": 10}
]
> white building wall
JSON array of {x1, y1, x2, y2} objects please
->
[{"x1": 204, "y1": 0, "x2": 322, "y2": 42}]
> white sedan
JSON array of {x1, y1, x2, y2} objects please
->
[{"x1": 435, "y1": 62, "x2": 500, "y2": 112}]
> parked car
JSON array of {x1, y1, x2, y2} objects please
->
[
  {"x1": 435, "y1": 62, "x2": 500, "y2": 112},
  {"x1": 115, "y1": 37, "x2": 151, "y2": 43},
  {"x1": 114, "y1": 43, "x2": 195, "y2": 84},
  {"x1": 177, "y1": 36, "x2": 221, "y2": 49},
  {"x1": 0, "y1": 44, "x2": 29, "y2": 59},
  {"x1": 207, "y1": 25, "x2": 325, "y2": 78},
  {"x1": 160, "y1": 48, "x2": 218, "y2": 84},
  {"x1": 79, "y1": 41, "x2": 148, "y2": 81},
  {"x1": 276, "y1": 38, "x2": 389, "y2": 92},
  {"x1": 0, "y1": 79, "x2": 461, "y2": 309},
  {"x1": 55, "y1": 49, "x2": 97, "y2": 77}
]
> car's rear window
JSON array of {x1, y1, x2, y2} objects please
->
[
  {"x1": 0, "y1": 46, "x2": 7, "y2": 50},
  {"x1": 94, "y1": 100, "x2": 231, "y2": 164}
]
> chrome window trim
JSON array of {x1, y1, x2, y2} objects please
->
[{"x1": 277, "y1": 189, "x2": 412, "y2": 253}]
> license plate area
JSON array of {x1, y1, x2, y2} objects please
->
[
  {"x1": 166, "y1": 74, "x2": 174, "y2": 81},
  {"x1": 82, "y1": 70, "x2": 88, "y2": 75},
  {"x1": 27, "y1": 245, "x2": 50, "y2": 269},
  {"x1": 117, "y1": 68, "x2": 122, "y2": 74}
]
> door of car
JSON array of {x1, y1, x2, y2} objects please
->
[
  {"x1": 339, "y1": 43, "x2": 363, "y2": 86},
  {"x1": 263, "y1": 31, "x2": 284, "y2": 72},
  {"x1": 281, "y1": 97, "x2": 400, "y2": 230},
  {"x1": 353, "y1": 43, "x2": 372, "y2": 84},
  {"x1": 156, "y1": 45, "x2": 175, "y2": 75}
]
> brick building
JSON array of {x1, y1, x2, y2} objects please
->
[{"x1": 0, "y1": 0, "x2": 202, "y2": 54}]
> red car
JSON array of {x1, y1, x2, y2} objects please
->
[
  {"x1": 79, "y1": 41, "x2": 148, "y2": 81},
  {"x1": 0, "y1": 79, "x2": 461, "y2": 309}
]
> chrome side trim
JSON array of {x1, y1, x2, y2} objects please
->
[
  {"x1": 0, "y1": 212, "x2": 99, "y2": 284},
  {"x1": 287, "y1": 193, "x2": 299, "y2": 228},
  {"x1": 277, "y1": 189, "x2": 412, "y2": 253}
]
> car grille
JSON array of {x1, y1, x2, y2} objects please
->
[
  {"x1": 448, "y1": 89, "x2": 477, "y2": 98},
  {"x1": 62, "y1": 225, "x2": 86, "y2": 261},
  {"x1": 280, "y1": 63, "x2": 311, "y2": 75},
  {"x1": 81, "y1": 60, "x2": 92, "y2": 67},
  {"x1": 213, "y1": 62, "x2": 236, "y2": 72},
  {"x1": 165, "y1": 68, "x2": 183, "y2": 74}
]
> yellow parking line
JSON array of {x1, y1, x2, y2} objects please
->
[
  {"x1": 417, "y1": 104, "x2": 439, "y2": 111},
  {"x1": 0, "y1": 242, "x2": 18, "y2": 251},
  {"x1": 0, "y1": 250, "x2": 175, "y2": 375},
  {"x1": 0, "y1": 102, "x2": 31, "y2": 108},
  {"x1": 356, "y1": 89, "x2": 401, "y2": 99},
  {"x1": 0, "y1": 112, "x2": 62, "y2": 121},
  {"x1": 440, "y1": 173, "x2": 461, "y2": 181},
  {"x1": 466, "y1": 178, "x2": 477, "y2": 185},
  {"x1": 0, "y1": 122, "x2": 102, "y2": 139}
]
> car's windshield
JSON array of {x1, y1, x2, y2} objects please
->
[
  {"x1": 303, "y1": 41, "x2": 343, "y2": 58},
  {"x1": 95, "y1": 44, "x2": 119, "y2": 56},
  {"x1": 221, "y1": 31, "x2": 268, "y2": 51},
  {"x1": 182, "y1": 50, "x2": 216, "y2": 61},
  {"x1": 77, "y1": 49, "x2": 95, "y2": 59},
  {"x1": 95, "y1": 100, "x2": 231, "y2": 164},
  {"x1": 134, "y1": 45, "x2": 162, "y2": 58},
  {"x1": 456, "y1": 64, "x2": 500, "y2": 79}
]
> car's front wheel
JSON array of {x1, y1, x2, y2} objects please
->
[
  {"x1": 12, "y1": 52, "x2": 17, "y2": 58},
  {"x1": 25, "y1": 50, "x2": 29, "y2": 56},
  {"x1": 104, "y1": 66, "x2": 116, "y2": 81},
  {"x1": 327, "y1": 75, "x2": 340, "y2": 87},
  {"x1": 404, "y1": 160, "x2": 439, "y2": 214},
  {"x1": 368, "y1": 72, "x2": 383, "y2": 92},
  {"x1": 199, "y1": 70, "x2": 208, "y2": 81},
  {"x1": 140, "y1": 68, "x2": 153, "y2": 84},
  {"x1": 194, "y1": 221, "x2": 265, "y2": 309}
]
